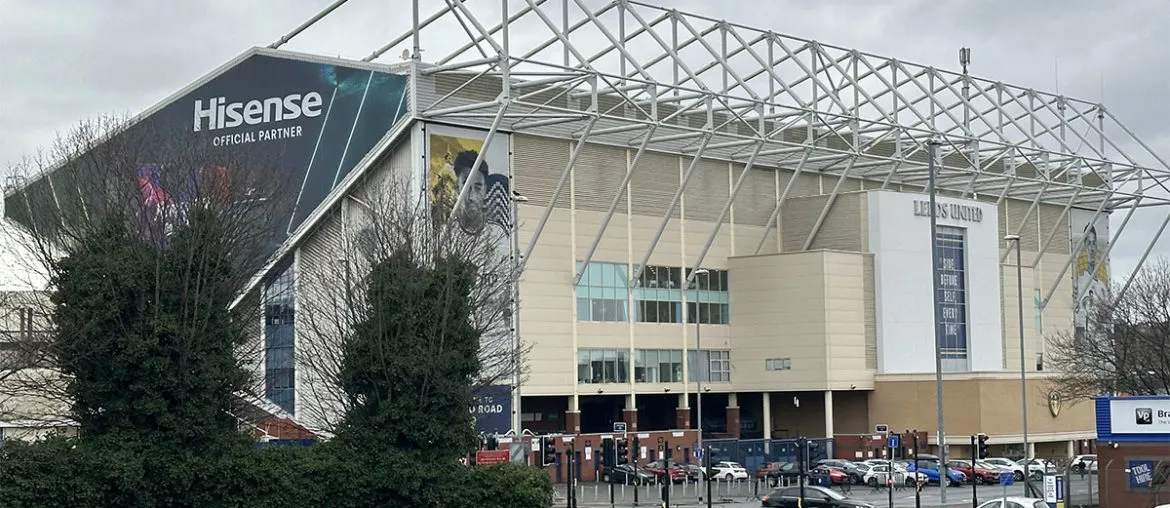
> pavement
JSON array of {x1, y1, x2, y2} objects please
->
[{"x1": 555, "y1": 473, "x2": 1103, "y2": 507}]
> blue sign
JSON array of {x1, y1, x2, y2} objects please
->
[
  {"x1": 470, "y1": 384, "x2": 511, "y2": 434},
  {"x1": 888, "y1": 436, "x2": 900, "y2": 449},
  {"x1": 1000, "y1": 473, "x2": 1014, "y2": 486},
  {"x1": 613, "y1": 422, "x2": 627, "y2": 433},
  {"x1": 1055, "y1": 476, "x2": 1064, "y2": 501},
  {"x1": 934, "y1": 226, "x2": 969, "y2": 358},
  {"x1": 1130, "y1": 460, "x2": 1158, "y2": 488}
]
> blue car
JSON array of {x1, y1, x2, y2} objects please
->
[{"x1": 906, "y1": 456, "x2": 965, "y2": 487}]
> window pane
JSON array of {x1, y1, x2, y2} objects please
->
[{"x1": 617, "y1": 350, "x2": 628, "y2": 383}]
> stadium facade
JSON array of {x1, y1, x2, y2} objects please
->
[{"x1": 6, "y1": 1, "x2": 1170, "y2": 461}]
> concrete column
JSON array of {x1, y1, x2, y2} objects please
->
[
  {"x1": 726, "y1": 393, "x2": 741, "y2": 439},
  {"x1": 824, "y1": 390, "x2": 835, "y2": 439},
  {"x1": 1026, "y1": 441, "x2": 1036, "y2": 459},
  {"x1": 624, "y1": 394, "x2": 638, "y2": 431},
  {"x1": 566, "y1": 395, "x2": 580, "y2": 434},
  {"x1": 1066, "y1": 440, "x2": 1075, "y2": 458},
  {"x1": 675, "y1": 393, "x2": 691, "y2": 430},
  {"x1": 762, "y1": 392, "x2": 773, "y2": 440}
]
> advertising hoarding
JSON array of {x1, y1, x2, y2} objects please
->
[
  {"x1": 5, "y1": 51, "x2": 410, "y2": 262},
  {"x1": 470, "y1": 384, "x2": 512, "y2": 434},
  {"x1": 1108, "y1": 398, "x2": 1170, "y2": 434}
]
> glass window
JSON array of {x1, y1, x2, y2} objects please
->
[
  {"x1": 577, "y1": 262, "x2": 629, "y2": 322},
  {"x1": 576, "y1": 348, "x2": 629, "y2": 384},
  {"x1": 635, "y1": 349, "x2": 686, "y2": 383},
  {"x1": 765, "y1": 358, "x2": 792, "y2": 371},
  {"x1": 687, "y1": 350, "x2": 731, "y2": 382},
  {"x1": 263, "y1": 262, "x2": 296, "y2": 415}
]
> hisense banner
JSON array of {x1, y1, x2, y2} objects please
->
[{"x1": 5, "y1": 51, "x2": 409, "y2": 257}]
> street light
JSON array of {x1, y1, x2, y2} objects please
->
[
  {"x1": 510, "y1": 191, "x2": 529, "y2": 442},
  {"x1": 693, "y1": 268, "x2": 710, "y2": 452},
  {"x1": 1004, "y1": 233, "x2": 1030, "y2": 494}
]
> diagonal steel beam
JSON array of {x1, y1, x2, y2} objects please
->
[
  {"x1": 998, "y1": 182, "x2": 1048, "y2": 264},
  {"x1": 519, "y1": 116, "x2": 598, "y2": 272},
  {"x1": 685, "y1": 140, "x2": 766, "y2": 286},
  {"x1": 449, "y1": 99, "x2": 510, "y2": 223},
  {"x1": 629, "y1": 133, "x2": 714, "y2": 284},
  {"x1": 1115, "y1": 208, "x2": 1170, "y2": 305},
  {"x1": 1039, "y1": 168, "x2": 1142, "y2": 309},
  {"x1": 1029, "y1": 186, "x2": 1083, "y2": 268},
  {"x1": 752, "y1": 151, "x2": 813, "y2": 255},
  {"x1": 801, "y1": 156, "x2": 860, "y2": 251},
  {"x1": 573, "y1": 123, "x2": 659, "y2": 286}
]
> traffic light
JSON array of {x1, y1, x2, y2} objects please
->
[
  {"x1": 540, "y1": 436, "x2": 556, "y2": 466},
  {"x1": 486, "y1": 435, "x2": 498, "y2": 451},
  {"x1": 631, "y1": 437, "x2": 641, "y2": 463},
  {"x1": 977, "y1": 434, "x2": 990, "y2": 459},
  {"x1": 601, "y1": 437, "x2": 615, "y2": 467}
]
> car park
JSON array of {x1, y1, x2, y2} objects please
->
[
  {"x1": 1071, "y1": 454, "x2": 1097, "y2": 473},
  {"x1": 861, "y1": 463, "x2": 925, "y2": 487},
  {"x1": 600, "y1": 463, "x2": 656, "y2": 485}
]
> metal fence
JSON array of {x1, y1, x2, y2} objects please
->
[{"x1": 702, "y1": 438, "x2": 834, "y2": 473}]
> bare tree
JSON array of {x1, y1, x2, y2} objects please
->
[
  {"x1": 1047, "y1": 258, "x2": 1170, "y2": 401},
  {"x1": 0, "y1": 114, "x2": 295, "y2": 433},
  {"x1": 294, "y1": 175, "x2": 529, "y2": 435}
]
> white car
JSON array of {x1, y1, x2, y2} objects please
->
[
  {"x1": 1017, "y1": 458, "x2": 1058, "y2": 478},
  {"x1": 862, "y1": 463, "x2": 927, "y2": 487},
  {"x1": 982, "y1": 457, "x2": 1026, "y2": 480},
  {"x1": 710, "y1": 461, "x2": 749, "y2": 481},
  {"x1": 975, "y1": 496, "x2": 1047, "y2": 508}
]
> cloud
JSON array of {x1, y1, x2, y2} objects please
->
[{"x1": 2, "y1": 0, "x2": 1168, "y2": 282}]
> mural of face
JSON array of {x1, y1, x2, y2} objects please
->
[{"x1": 453, "y1": 150, "x2": 487, "y2": 235}]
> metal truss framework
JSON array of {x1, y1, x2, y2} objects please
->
[{"x1": 274, "y1": 0, "x2": 1170, "y2": 308}]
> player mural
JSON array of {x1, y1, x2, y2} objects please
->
[{"x1": 1070, "y1": 209, "x2": 1110, "y2": 341}]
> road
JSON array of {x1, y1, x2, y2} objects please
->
[{"x1": 558, "y1": 474, "x2": 1102, "y2": 507}]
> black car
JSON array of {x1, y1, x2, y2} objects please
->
[
  {"x1": 600, "y1": 464, "x2": 655, "y2": 485},
  {"x1": 761, "y1": 485, "x2": 876, "y2": 508}
]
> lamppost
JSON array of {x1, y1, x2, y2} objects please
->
[
  {"x1": 693, "y1": 268, "x2": 710, "y2": 451},
  {"x1": 926, "y1": 136, "x2": 948, "y2": 505},
  {"x1": 1004, "y1": 233, "x2": 1030, "y2": 494},
  {"x1": 510, "y1": 191, "x2": 529, "y2": 440}
]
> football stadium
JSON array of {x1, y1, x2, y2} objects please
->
[{"x1": 6, "y1": 0, "x2": 1170, "y2": 474}]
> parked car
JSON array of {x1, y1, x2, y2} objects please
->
[
  {"x1": 600, "y1": 464, "x2": 655, "y2": 485},
  {"x1": 906, "y1": 456, "x2": 965, "y2": 486},
  {"x1": 981, "y1": 457, "x2": 1027, "y2": 481},
  {"x1": 762, "y1": 462, "x2": 802, "y2": 483},
  {"x1": 762, "y1": 485, "x2": 877, "y2": 507},
  {"x1": 816, "y1": 459, "x2": 865, "y2": 484},
  {"x1": 862, "y1": 463, "x2": 925, "y2": 487},
  {"x1": 675, "y1": 462, "x2": 708, "y2": 481},
  {"x1": 1071, "y1": 454, "x2": 1097, "y2": 473},
  {"x1": 709, "y1": 461, "x2": 749, "y2": 481},
  {"x1": 976, "y1": 460, "x2": 1016, "y2": 480},
  {"x1": 974, "y1": 496, "x2": 1047, "y2": 508},
  {"x1": 644, "y1": 460, "x2": 690, "y2": 484},
  {"x1": 946, "y1": 460, "x2": 1005, "y2": 484},
  {"x1": 811, "y1": 465, "x2": 849, "y2": 485},
  {"x1": 1017, "y1": 458, "x2": 1057, "y2": 479},
  {"x1": 756, "y1": 461, "x2": 790, "y2": 479}
]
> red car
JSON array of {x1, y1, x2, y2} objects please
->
[
  {"x1": 644, "y1": 460, "x2": 690, "y2": 484},
  {"x1": 756, "y1": 462, "x2": 787, "y2": 479},
  {"x1": 813, "y1": 466, "x2": 848, "y2": 484},
  {"x1": 945, "y1": 461, "x2": 1003, "y2": 484}
]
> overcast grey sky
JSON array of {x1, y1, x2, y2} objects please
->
[{"x1": 2, "y1": 0, "x2": 1168, "y2": 279}]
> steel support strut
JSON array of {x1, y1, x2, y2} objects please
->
[
  {"x1": 630, "y1": 133, "x2": 714, "y2": 284},
  {"x1": 802, "y1": 157, "x2": 859, "y2": 251},
  {"x1": 573, "y1": 124, "x2": 659, "y2": 286},
  {"x1": 519, "y1": 117, "x2": 598, "y2": 272},
  {"x1": 753, "y1": 151, "x2": 814, "y2": 255},
  {"x1": 684, "y1": 141, "x2": 765, "y2": 287}
]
